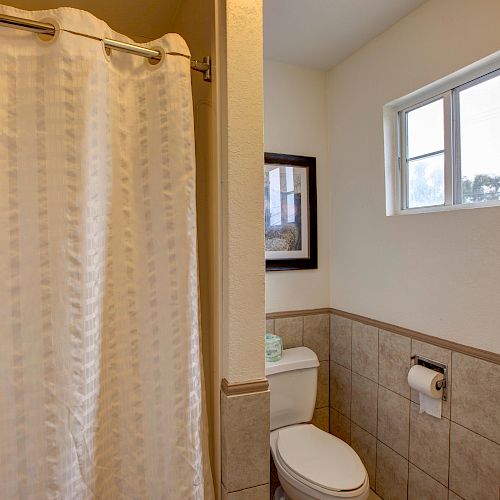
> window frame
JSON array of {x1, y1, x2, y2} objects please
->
[
  {"x1": 384, "y1": 51, "x2": 500, "y2": 215},
  {"x1": 399, "y1": 93, "x2": 452, "y2": 210}
]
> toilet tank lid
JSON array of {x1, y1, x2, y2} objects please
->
[{"x1": 266, "y1": 347, "x2": 319, "y2": 376}]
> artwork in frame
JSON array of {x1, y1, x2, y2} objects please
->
[{"x1": 264, "y1": 152, "x2": 317, "y2": 271}]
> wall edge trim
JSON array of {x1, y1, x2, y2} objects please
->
[
  {"x1": 266, "y1": 308, "x2": 331, "y2": 319},
  {"x1": 266, "y1": 308, "x2": 500, "y2": 365},
  {"x1": 221, "y1": 377, "x2": 269, "y2": 396}
]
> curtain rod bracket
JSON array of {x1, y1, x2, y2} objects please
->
[{"x1": 190, "y1": 56, "x2": 211, "y2": 82}]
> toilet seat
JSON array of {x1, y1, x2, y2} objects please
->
[{"x1": 274, "y1": 424, "x2": 367, "y2": 494}]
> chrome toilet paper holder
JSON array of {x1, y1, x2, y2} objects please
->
[{"x1": 411, "y1": 354, "x2": 448, "y2": 401}]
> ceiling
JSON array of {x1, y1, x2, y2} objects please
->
[
  {"x1": 264, "y1": 0, "x2": 427, "y2": 70},
  {"x1": 5, "y1": 0, "x2": 183, "y2": 40}
]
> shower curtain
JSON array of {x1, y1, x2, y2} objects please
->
[{"x1": 0, "y1": 5, "x2": 213, "y2": 499}]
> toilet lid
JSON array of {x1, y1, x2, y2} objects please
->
[{"x1": 276, "y1": 425, "x2": 366, "y2": 492}]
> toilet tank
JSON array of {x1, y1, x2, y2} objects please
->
[{"x1": 265, "y1": 347, "x2": 319, "y2": 431}]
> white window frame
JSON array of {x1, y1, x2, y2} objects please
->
[{"x1": 384, "y1": 50, "x2": 500, "y2": 215}]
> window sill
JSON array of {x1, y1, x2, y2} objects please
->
[{"x1": 390, "y1": 199, "x2": 500, "y2": 216}]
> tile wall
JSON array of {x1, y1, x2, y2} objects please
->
[
  {"x1": 266, "y1": 311, "x2": 500, "y2": 500},
  {"x1": 221, "y1": 388, "x2": 270, "y2": 498}
]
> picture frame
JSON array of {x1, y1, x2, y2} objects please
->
[{"x1": 264, "y1": 152, "x2": 317, "y2": 271}]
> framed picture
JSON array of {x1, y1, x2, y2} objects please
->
[{"x1": 264, "y1": 152, "x2": 317, "y2": 271}]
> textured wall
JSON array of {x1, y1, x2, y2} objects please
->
[
  {"x1": 264, "y1": 60, "x2": 330, "y2": 313},
  {"x1": 327, "y1": 0, "x2": 500, "y2": 353},
  {"x1": 221, "y1": 0, "x2": 265, "y2": 382}
]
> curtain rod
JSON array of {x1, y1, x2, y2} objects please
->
[{"x1": 0, "y1": 13, "x2": 212, "y2": 82}]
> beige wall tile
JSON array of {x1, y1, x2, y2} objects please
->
[
  {"x1": 411, "y1": 340, "x2": 451, "y2": 419},
  {"x1": 378, "y1": 386, "x2": 410, "y2": 458},
  {"x1": 351, "y1": 423, "x2": 376, "y2": 488},
  {"x1": 275, "y1": 316, "x2": 303, "y2": 349},
  {"x1": 330, "y1": 408, "x2": 351, "y2": 444},
  {"x1": 351, "y1": 373, "x2": 378, "y2": 436},
  {"x1": 221, "y1": 390, "x2": 270, "y2": 492},
  {"x1": 330, "y1": 315, "x2": 352, "y2": 369},
  {"x1": 447, "y1": 491, "x2": 463, "y2": 500},
  {"x1": 408, "y1": 464, "x2": 448, "y2": 500},
  {"x1": 449, "y1": 422, "x2": 500, "y2": 500},
  {"x1": 266, "y1": 319, "x2": 274, "y2": 334},
  {"x1": 222, "y1": 483, "x2": 269, "y2": 500},
  {"x1": 311, "y1": 407, "x2": 329, "y2": 432},
  {"x1": 316, "y1": 360, "x2": 329, "y2": 408},
  {"x1": 409, "y1": 403, "x2": 449, "y2": 486},
  {"x1": 379, "y1": 330, "x2": 411, "y2": 398},
  {"x1": 352, "y1": 322, "x2": 379, "y2": 382},
  {"x1": 304, "y1": 313, "x2": 330, "y2": 361},
  {"x1": 376, "y1": 441, "x2": 408, "y2": 500},
  {"x1": 451, "y1": 353, "x2": 500, "y2": 444},
  {"x1": 330, "y1": 362, "x2": 351, "y2": 417}
]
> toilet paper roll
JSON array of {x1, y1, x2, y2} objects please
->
[{"x1": 407, "y1": 364, "x2": 444, "y2": 399}]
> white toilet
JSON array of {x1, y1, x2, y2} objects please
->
[{"x1": 266, "y1": 347, "x2": 370, "y2": 500}]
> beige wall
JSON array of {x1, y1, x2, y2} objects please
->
[
  {"x1": 218, "y1": 2, "x2": 268, "y2": 497},
  {"x1": 220, "y1": 0, "x2": 265, "y2": 382},
  {"x1": 327, "y1": 0, "x2": 500, "y2": 354},
  {"x1": 264, "y1": 60, "x2": 330, "y2": 313},
  {"x1": 170, "y1": 0, "x2": 220, "y2": 490}
]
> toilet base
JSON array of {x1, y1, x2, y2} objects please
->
[{"x1": 274, "y1": 486, "x2": 289, "y2": 500}]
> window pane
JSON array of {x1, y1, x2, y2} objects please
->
[
  {"x1": 459, "y1": 73, "x2": 500, "y2": 204},
  {"x1": 406, "y1": 99, "x2": 444, "y2": 158},
  {"x1": 268, "y1": 168, "x2": 281, "y2": 226},
  {"x1": 407, "y1": 153, "x2": 445, "y2": 208}
]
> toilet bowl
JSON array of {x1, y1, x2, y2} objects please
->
[
  {"x1": 266, "y1": 347, "x2": 370, "y2": 500},
  {"x1": 270, "y1": 424, "x2": 369, "y2": 500}
]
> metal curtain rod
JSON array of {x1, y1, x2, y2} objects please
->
[{"x1": 0, "y1": 13, "x2": 212, "y2": 81}]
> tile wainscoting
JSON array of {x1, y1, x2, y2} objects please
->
[
  {"x1": 221, "y1": 379, "x2": 270, "y2": 498},
  {"x1": 266, "y1": 309, "x2": 500, "y2": 500}
]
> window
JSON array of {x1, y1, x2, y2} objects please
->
[{"x1": 387, "y1": 56, "x2": 500, "y2": 214}]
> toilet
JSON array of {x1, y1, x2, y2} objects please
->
[{"x1": 266, "y1": 347, "x2": 370, "y2": 500}]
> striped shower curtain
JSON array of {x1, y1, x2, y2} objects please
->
[{"x1": 0, "y1": 5, "x2": 213, "y2": 499}]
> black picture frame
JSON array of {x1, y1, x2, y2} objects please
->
[{"x1": 264, "y1": 152, "x2": 318, "y2": 271}]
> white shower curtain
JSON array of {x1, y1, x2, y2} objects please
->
[{"x1": 0, "y1": 5, "x2": 213, "y2": 499}]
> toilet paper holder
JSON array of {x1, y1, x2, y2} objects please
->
[{"x1": 411, "y1": 354, "x2": 448, "y2": 401}]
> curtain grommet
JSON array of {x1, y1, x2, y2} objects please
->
[
  {"x1": 35, "y1": 17, "x2": 60, "y2": 45},
  {"x1": 102, "y1": 40, "x2": 112, "y2": 61},
  {"x1": 146, "y1": 46, "x2": 164, "y2": 69}
]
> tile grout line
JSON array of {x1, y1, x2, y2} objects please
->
[
  {"x1": 406, "y1": 334, "x2": 411, "y2": 498},
  {"x1": 376, "y1": 327, "x2": 380, "y2": 490},
  {"x1": 349, "y1": 318, "x2": 353, "y2": 442},
  {"x1": 409, "y1": 461, "x2": 449, "y2": 490},
  {"x1": 448, "y1": 352, "x2": 452, "y2": 492},
  {"x1": 328, "y1": 313, "x2": 331, "y2": 434},
  {"x1": 224, "y1": 482, "x2": 270, "y2": 494}
]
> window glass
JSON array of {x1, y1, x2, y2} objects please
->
[
  {"x1": 459, "y1": 73, "x2": 500, "y2": 203},
  {"x1": 407, "y1": 153, "x2": 445, "y2": 208},
  {"x1": 406, "y1": 99, "x2": 444, "y2": 159}
]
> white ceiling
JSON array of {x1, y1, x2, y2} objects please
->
[{"x1": 264, "y1": 0, "x2": 427, "y2": 70}]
